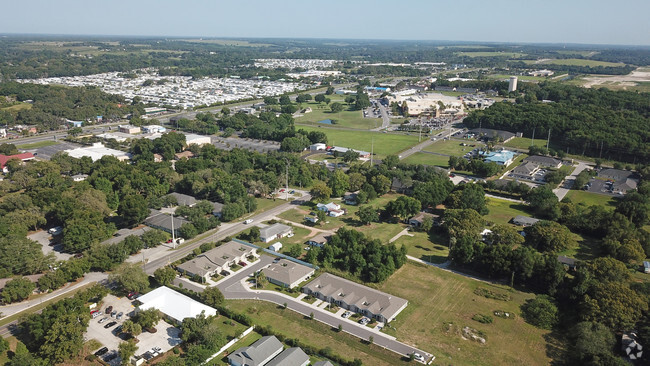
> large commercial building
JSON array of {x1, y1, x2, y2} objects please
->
[
  {"x1": 303, "y1": 273, "x2": 408, "y2": 323},
  {"x1": 64, "y1": 143, "x2": 131, "y2": 162},
  {"x1": 137, "y1": 286, "x2": 217, "y2": 324}
]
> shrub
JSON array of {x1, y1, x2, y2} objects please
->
[{"x1": 472, "y1": 314, "x2": 494, "y2": 324}]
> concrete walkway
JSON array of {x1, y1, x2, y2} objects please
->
[
  {"x1": 389, "y1": 228, "x2": 414, "y2": 243},
  {"x1": 406, "y1": 255, "x2": 502, "y2": 285},
  {"x1": 554, "y1": 162, "x2": 588, "y2": 200}
]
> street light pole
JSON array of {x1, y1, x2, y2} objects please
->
[{"x1": 284, "y1": 158, "x2": 290, "y2": 201}]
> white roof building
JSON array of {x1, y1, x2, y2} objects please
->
[
  {"x1": 65, "y1": 142, "x2": 131, "y2": 162},
  {"x1": 184, "y1": 133, "x2": 212, "y2": 146},
  {"x1": 137, "y1": 286, "x2": 217, "y2": 323}
]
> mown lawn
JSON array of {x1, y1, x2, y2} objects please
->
[
  {"x1": 423, "y1": 139, "x2": 484, "y2": 157},
  {"x1": 523, "y1": 58, "x2": 625, "y2": 67},
  {"x1": 564, "y1": 190, "x2": 618, "y2": 210},
  {"x1": 15, "y1": 140, "x2": 59, "y2": 149},
  {"x1": 401, "y1": 152, "x2": 450, "y2": 167},
  {"x1": 457, "y1": 51, "x2": 527, "y2": 58},
  {"x1": 295, "y1": 126, "x2": 420, "y2": 158},
  {"x1": 295, "y1": 99, "x2": 381, "y2": 130},
  {"x1": 394, "y1": 230, "x2": 449, "y2": 264},
  {"x1": 379, "y1": 262, "x2": 554, "y2": 366},
  {"x1": 502, "y1": 137, "x2": 548, "y2": 150},
  {"x1": 485, "y1": 197, "x2": 531, "y2": 225},
  {"x1": 222, "y1": 300, "x2": 412, "y2": 366}
]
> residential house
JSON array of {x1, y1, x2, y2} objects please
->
[
  {"x1": 344, "y1": 191, "x2": 359, "y2": 205},
  {"x1": 328, "y1": 209, "x2": 345, "y2": 217},
  {"x1": 523, "y1": 155, "x2": 562, "y2": 169},
  {"x1": 262, "y1": 259, "x2": 315, "y2": 289},
  {"x1": 408, "y1": 212, "x2": 439, "y2": 227},
  {"x1": 316, "y1": 202, "x2": 341, "y2": 213},
  {"x1": 510, "y1": 162, "x2": 540, "y2": 180},
  {"x1": 304, "y1": 216, "x2": 318, "y2": 224},
  {"x1": 511, "y1": 215, "x2": 540, "y2": 227},
  {"x1": 557, "y1": 255, "x2": 577, "y2": 271},
  {"x1": 153, "y1": 153, "x2": 163, "y2": 162},
  {"x1": 268, "y1": 242, "x2": 283, "y2": 252},
  {"x1": 228, "y1": 336, "x2": 284, "y2": 366},
  {"x1": 307, "y1": 233, "x2": 330, "y2": 248},
  {"x1": 71, "y1": 174, "x2": 88, "y2": 182},
  {"x1": 166, "y1": 192, "x2": 197, "y2": 207},
  {"x1": 212, "y1": 202, "x2": 224, "y2": 218},
  {"x1": 391, "y1": 177, "x2": 414, "y2": 194},
  {"x1": 174, "y1": 151, "x2": 195, "y2": 160},
  {"x1": 143, "y1": 209, "x2": 190, "y2": 237},
  {"x1": 265, "y1": 348, "x2": 310, "y2": 366},
  {"x1": 303, "y1": 273, "x2": 408, "y2": 323},
  {"x1": 176, "y1": 241, "x2": 256, "y2": 281},
  {"x1": 309, "y1": 143, "x2": 327, "y2": 151},
  {"x1": 260, "y1": 224, "x2": 293, "y2": 243}
]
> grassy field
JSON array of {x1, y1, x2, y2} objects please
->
[
  {"x1": 523, "y1": 58, "x2": 625, "y2": 67},
  {"x1": 458, "y1": 51, "x2": 527, "y2": 58},
  {"x1": 423, "y1": 139, "x2": 484, "y2": 156},
  {"x1": 485, "y1": 74, "x2": 548, "y2": 82},
  {"x1": 558, "y1": 234, "x2": 602, "y2": 261},
  {"x1": 401, "y1": 152, "x2": 450, "y2": 168},
  {"x1": 379, "y1": 262, "x2": 553, "y2": 366},
  {"x1": 502, "y1": 137, "x2": 548, "y2": 150},
  {"x1": 295, "y1": 99, "x2": 381, "y2": 130},
  {"x1": 294, "y1": 126, "x2": 420, "y2": 158},
  {"x1": 564, "y1": 190, "x2": 618, "y2": 209},
  {"x1": 1, "y1": 103, "x2": 32, "y2": 112},
  {"x1": 15, "y1": 140, "x2": 59, "y2": 149},
  {"x1": 222, "y1": 300, "x2": 412, "y2": 366},
  {"x1": 394, "y1": 231, "x2": 449, "y2": 264},
  {"x1": 485, "y1": 197, "x2": 531, "y2": 225}
]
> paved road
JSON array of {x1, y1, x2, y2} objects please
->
[
  {"x1": 553, "y1": 161, "x2": 589, "y2": 200},
  {"x1": 144, "y1": 195, "x2": 310, "y2": 275},
  {"x1": 371, "y1": 103, "x2": 391, "y2": 131},
  {"x1": 398, "y1": 128, "x2": 461, "y2": 161},
  {"x1": 217, "y1": 255, "x2": 433, "y2": 362}
]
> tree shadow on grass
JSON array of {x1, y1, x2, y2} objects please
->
[{"x1": 544, "y1": 330, "x2": 569, "y2": 366}]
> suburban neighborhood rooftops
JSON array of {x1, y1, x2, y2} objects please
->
[
  {"x1": 229, "y1": 335, "x2": 283, "y2": 366},
  {"x1": 512, "y1": 162, "x2": 539, "y2": 175},
  {"x1": 137, "y1": 286, "x2": 217, "y2": 323},
  {"x1": 260, "y1": 223, "x2": 292, "y2": 239},
  {"x1": 262, "y1": 259, "x2": 315, "y2": 287},
  {"x1": 598, "y1": 168, "x2": 634, "y2": 181},
  {"x1": 313, "y1": 362, "x2": 335, "y2": 366},
  {"x1": 308, "y1": 233, "x2": 331, "y2": 245},
  {"x1": 177, "y1": 241, "x2": 254, "y2": 277},
  {"x1": 303, "y1": 273, "x2": 408, "y2": 321},
  {"x1": 265, "y1": 347, "x2": 309, "y2": 366}
]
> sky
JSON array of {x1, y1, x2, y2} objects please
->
[{"x1": 1, "y1": 0, "x2": 649, "y2": 46}]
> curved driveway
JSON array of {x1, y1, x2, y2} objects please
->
[{"x1": 216, "y1": 255, "x2": 433, "y2": 363}]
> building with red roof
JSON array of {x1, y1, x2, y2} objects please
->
[{"x1": 0, "y1": 152, "x2": 35, "y2": 173}]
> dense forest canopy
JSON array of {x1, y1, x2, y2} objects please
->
[{"x1": 464, "y1": 83, "x2": 650, "y2": 163}]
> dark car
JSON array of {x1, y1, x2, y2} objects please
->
[
  {"x1": 104, "y1": 353, "x2": 117, "y2": 362},
  {"x1": 94, "y1": 347, "x2": 109, "y2": 356},
  {"x1": 127, "y1": 292, "x2": 139, "y2": 300},
  {"x1": 105, "y1": 305, "x2": 113, "y2": 314},
  {"x1": 104, "y1": 321, "x2": 117, "y2": 329}
]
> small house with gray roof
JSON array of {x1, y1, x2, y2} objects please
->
[
  {"x1": 303, "y1": 273, "x2": 408, "y2": 323},
  {"x1": 228, "y1": 335, "x2": 283, "y2": 366},
  {"x1": 265, "y1": 347, "x2": 309, "y2": 366},
  {"x1": 511, "y1": 162, "x2": 540, "y2": 179},
  {"x1": 259, "y1": 223, "x2": 293, "y2": 243}
]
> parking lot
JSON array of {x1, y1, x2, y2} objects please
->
[
  {"x1": 85, "y1": 294, "x2": 182, "y2": 365},
  {"x1": 585, "y1": 178, "x2": 619, "y2": 196},
  {"x1": 27, "y1": 231, "x2": 73, "y2": 261},
  {"x1": 212, "y1": 136, "x2": 280, "y2": 153},
  {"x1": 21, "y1": 140, "x2": 82, "y2": 160}
]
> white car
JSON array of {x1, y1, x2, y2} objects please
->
[
  {"x1": 413, "y1": 353, "x2": 425, "y2": 362},
  {"x1": 342, "y1": 311, "x2": 352, "y2": 319},
  {"x1": 244, "y1": 219, "x2": 253, "y2": 224}
]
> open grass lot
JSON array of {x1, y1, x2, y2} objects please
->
[
  {"x1": 402, "y1": 152, "x2": 450, "y2": 168},
  {"x1": 223, "y1": 300, "x2": 411, "y2": 366},
  {"x1": 394, "y1": 231, "x2": 449, "y2": 264},
  {"x1": 457, "y1": 51, "x2": 527, "y2": 58},
  {"x1": 423, "y1": 139, "x2": 484, "y2": 157},
  {"x1": 296, "y1": 100, "x2": 381, "y2": 130},
  {"x1": 485, "y1": 74, "x2": 548, "y2": 82},
  {"x1": 379, "y1": 262, "x2": 552, "y2": 366},
  {"x1": 294, "y1": 126, "x2": 420, "y2": 158},
  {"x1": 15, "y1": 140, "x2": 59, "y2": 149},
  {"x1": 1, "y1": 103, "x2": 32, "y2": 112},
  {"x1": 523, "y1": 58, "x2": 625, "y2": 67},
  {"x1": 251, "y1": 197, "x2": 286, "y2": 215},
  {"x1": 502, "y1": 137, "x2": 548, "y2": 150},
  {"x1": 558, "y1": 233, "x2": 602, "y2": 261},
  {"x1": 564, "y1": 190, "x2": 619, "y2": 209},
  {"x1": 485, "y1": 197, "x2": 530, "y2": 225}
]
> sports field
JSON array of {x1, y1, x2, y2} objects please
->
[
  {"x1": 423, "y1": 139, "x2": 484, "y2": 156},
  {"x1": 296, "y1": 126, "x2": 420, "y2": 158},
  {"x1": 379, "y1": 262, "x2": 553, "y2": 366},
  {"x1": 401, "y1": 152, "x2": 450, "y2": 168}
]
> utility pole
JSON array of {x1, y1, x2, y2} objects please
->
[
  {"x1": 370, "y1": 137, "x2": 374, "y2": 166},
  {"x1": 531, "y1": 127, "x2": 535, "y2": 146},
  {"x1": 546, "y1": 129, "x2": 551, "y2": 152},
  {"x1": 171, "y1": 212, "x2": 176, "y2": 249},
  {"x1": 284, "y1": 158, "x2": 290, "y2": 201}
]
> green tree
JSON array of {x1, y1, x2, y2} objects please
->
[
  {"x1": 382, "y1": 155, "x2": 399, "y2": 169},
  {"x1": 570, "y1": 322, "x2": 617, "y2": 364},
  {"x1": 2, "y1": 277, "x2": 35, "y2": 303},
  {"x1": 386, "y1": 196, "x2": 421, "y2": 222},
  {"x1": 487, "y1": 224, "x2": 525, "y2": 247},
  {"x1": 357, "y1": 205, "x2": 379, "y2": 225},
  {"x1": 342, "y1": 149, "x2": 360, "y2": 163},
  {"x1": 445, "y1": 183, "x2": 488, "y2": 215},
  {"x1": 201, "y1": 286, "x2": 225, "y2": 307},
  {"x1": 154, "y1": 266, "x2": 177, "y2": 286},
  {"x1": 521, "y1": 295, "x2": 558, "y2": 330},
  {"x1": 524, "y1": 220, "x2": 577, "y2": 252},
  {"x1": 39, "y1": 313, "x2": 86, "y2": 364},
  {"x1": 582, "y1": 282, "x2": 648, "y2": 330},
  {"x1": 348, "y1": 172, "x2": 366, "y2": 192},
  {"x1": 109, "y1": 262, "x2": 149, "y2": 293},
  {"x1": 121, "y1": 319, "x2": 142, "y2": 336},
  {"x1": 328, "y1": 170, "x2": 350, "y2": 197},
  {"x1": 443, "y1": 209, "x2": 483, "y2": 241},
  {"x1": 118, "y1": 340, "x2": 138, "y2": 365},
  {"x1": 370, "y1": 174, "x2": 391, "y2": 196},
  {"x1": 310, "y1": 182, "x2": 332, "y2": 202},
  {"x1": 118, "y1": 194, "x2": 149, "y2": 227},
  {"x1": 413, "y1": 179, "x2": 453, "y2": 209},
  {"x1": 288, "y1": 244, "x2": 302, "y2": 258},
  {"x1": 330, "y1": 102, "x2": 344, "y2": 113},
  {"x1": 134, "y1": 308, "x2": 161, "y2": 329},
  {"x1": 526, "y1": 186, "x2": 560, "y2": 220}
]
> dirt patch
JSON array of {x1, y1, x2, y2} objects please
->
[{"x1": 582, "y1": 67, "x2": 650, "y2": 88}]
